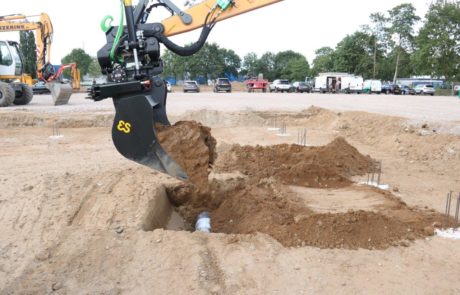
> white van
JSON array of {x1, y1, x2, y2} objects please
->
[
  {"x1": 313, "y1": 72, "x2": 363, "y2": 93},
  {"x1": 363, "y1": 79, "x2": 382, "y2": 94},
  {"x1": 341, "y1": 75, "x2": 364, "y2": 94}
]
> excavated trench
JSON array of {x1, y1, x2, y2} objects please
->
[{"x1": 151, "y1": 121, "x2": 443, "y2": 250}]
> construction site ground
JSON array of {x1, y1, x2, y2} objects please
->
[{"x1": 1, "y1": 92, "x2": 460, "y2": 294}]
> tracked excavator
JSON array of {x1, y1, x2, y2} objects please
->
[
  {"x1": 0, "y1": 13, "x2": 80, "y2": 106},
  {"x1": 89, "y1": 0, "x2": 283, "y2": 180}
]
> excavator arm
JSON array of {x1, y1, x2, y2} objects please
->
[
  {"x1": 90, "y1": 0, "x2": 283, "y2": 180},
  {"x1": 161, "y1": 0, "x2": 282, "y2": 37}
]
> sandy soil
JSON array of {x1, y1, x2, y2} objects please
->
[{"x1": 1, "y1": 98, "x2": 460, "y2": 294}]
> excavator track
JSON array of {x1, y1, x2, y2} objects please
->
[{"x1": 47, "y1": 82, "x2": 73, "y2": 106}]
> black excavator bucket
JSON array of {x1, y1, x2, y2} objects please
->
[{"x1": 112, "y1": 94, "x2": 188, "y2": 180}]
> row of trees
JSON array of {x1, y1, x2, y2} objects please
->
[
  {"x1": 163, "y1": 0, "x2": 459, "y2": 84},
  {"x1": 162, "y1": 44, "x2": 311, "y2": 82},
  {"x1": 312, "y1": 0, "x2": 460, "y2": 83}
]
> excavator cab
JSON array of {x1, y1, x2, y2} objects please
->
[
  {"x1": 89, "y1": 0, "x2": 282, "y2": 179},
  {"x1": 0, "y1": 40, "x2": 34, "y2": 106}
]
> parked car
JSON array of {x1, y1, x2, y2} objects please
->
[
  {"x1": 183, "y1": 80, "x2": 200, "y2": 93},
  {"x1": 213, "y1": 78, "x2": 232, "y2": 93},
  {"x1": 166, "y1": 81, "x2": 172, "y2": 92},
  {"x1": 292, "y1": 81, "x2": 311, "y2": 93},
  {"x1": 399, "y1": 85, "x2": 415, "y2": 95},
  {"x1": 32, "y1": 81, "x2": 50, "y2": 94},
  {"x1": 413, "y1": 84, "x2": 435, "y2": 96},
  {"x1": 381, "y1": 84, "x2": 401, "y2": 94},
  {"x1": 269, "y1": 79, "x2": 292, "y2": 93}
]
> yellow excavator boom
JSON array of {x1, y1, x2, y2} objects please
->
[
  {"x1": 0, "y1": 13, "x2": 53, "y2": 70},
  {"x1": 161, "y1": 0, "x2": 283, "y2": 37},
  {"x1": 0, "y1": 13, "x2": 77, "y2": 105}
]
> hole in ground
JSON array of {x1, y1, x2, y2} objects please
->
[
  {"x1": 151, "y1": 127, "x2": 443, "y2": 250},
  {"x1": 164, "y1": 179, "x2": 442, "y2": 250},
  {"x1": 141, "y1": 186, "x2": 193, "y2": 232}
]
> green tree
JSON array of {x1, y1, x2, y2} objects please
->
[
  {"x1": 334, "y1": 32, "x2": 373, "y2": 78},
  {"x1": 241, "y1": 52, "x2": 258, "y2": 77},
  {"x1": 413, "y1": 0, "x2": 460, "y2": 82},
  {"x1": 363, "y1": 12, "x2": 389, "y2": 78},
  {"x1": 162, "y1": 49, "x2": 187, "y2": 79},
  {"x1": 274, "y1": 50, "x2": 305, "y2": 78},
  {"x1": 162, "y1": 43, "x2": 240, "y2": 81},
  {"x1": 388, "y1": 3, "x2": 420, "y2": 83},
  {"x1": 221, "y1": 48, "x2": 241, "y2": 78},
  {"x1": 187, "y1": 43, "x2": 225, "y2": 80},
  {"x1": 283, "y1": 57, "x2": 310, "y2": 81},
  {"x1": 61, "y1": 48, "x2": 92, "y2": 76},
  {"x1": 311, "y1": 47, "x2": 335, "y2": 76},
  {"x1": 19, "y1": 31, "x2": 37, "y2": 78},
  {"x1": 256, "y1": 52, "x2": 276, "y2": 81}
]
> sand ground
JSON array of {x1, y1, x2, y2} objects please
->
[{"x1": 0, "y1": 92, "x2": 459, "y2": 294}]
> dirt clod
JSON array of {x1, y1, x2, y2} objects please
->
[{"x1": 156, "y1": 120, "x2": 217, "y2": 190}]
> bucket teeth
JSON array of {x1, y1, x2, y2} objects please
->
[{"x1": 46, "y1": 82, "x2": 73, "y2": 105}]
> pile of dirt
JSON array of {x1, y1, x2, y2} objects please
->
[
  {"x1": 156, "y1": 120, "x2": 217, "y2": 190},
  {"x1": 211, "y1": 185, "x2": 438, "y2": 249},
  {"x1": 156, "y1": 121, "x2": 441, "y2": 250},
  {"x1": 214, "y1": 137, "x2": 375, "y2": 188}
]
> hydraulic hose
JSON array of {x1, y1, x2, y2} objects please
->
[
  {"x1": 110, "y1": 0, "x2": 126, "y2": 61},
  {"x1": 157, "y1": 26, "x2": 212, "y2": 57}
]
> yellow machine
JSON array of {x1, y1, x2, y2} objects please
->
[
  {"x1": 89, "y1": 0, "x2": 283, "y2": 179},
  {"x1": 0, "y1": 13, "x2": 81, "y2": 106}
]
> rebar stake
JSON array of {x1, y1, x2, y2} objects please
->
[
  {"x1": 376, "y1": 161, "x2": 382, "y2": 186},
  {"x1": 445, "y1": 191, "x2": 453, "y2": 228},
  {"x1": 455, "y1": 193, "x2": 460, "y2": 228},
  {"x1": 280, "y1": 122, "x2": 286, "y2": 134},
  {"x1": 297, "y1": 128, "x2": 307, "y2": 146},
  {"x1": 52, "y1": 124, "x2": 60, "y2": 137}
]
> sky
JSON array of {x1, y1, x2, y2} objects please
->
[{"x1": 1, "y1": 0, "x2": 431, "y2": 65}]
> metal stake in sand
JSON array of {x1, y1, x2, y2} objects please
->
[
  {"x1": 276, "y1": 121, "x2": 286, "y2": 135},
  {"x1": 367, "y1": 166, "x2": 371, "y2": 184},
  {"x1": 297, "y1": 128, "x2": 307, "y2": 146},
  {"x1": 53, "y1": 124, "x2": 60, "y2": 137},
  {"x1": 376, "y1": 161, "x2": 382, "y2": 186},
  {"x1": 445, "y1": 191, "x2": 453, "y2": 228},
  {"x1": 280, "y1": 122, "x2": 287, "y2": 134},
  {"x1": 455, "y1": 193, "x2": 460, "y2": 228},
  {"x1": 267, "y1": 117, "x2": 279, "y2": 131},
  {"x1": 370, "y1": 165, "x2": 375, "y2": 185}
]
